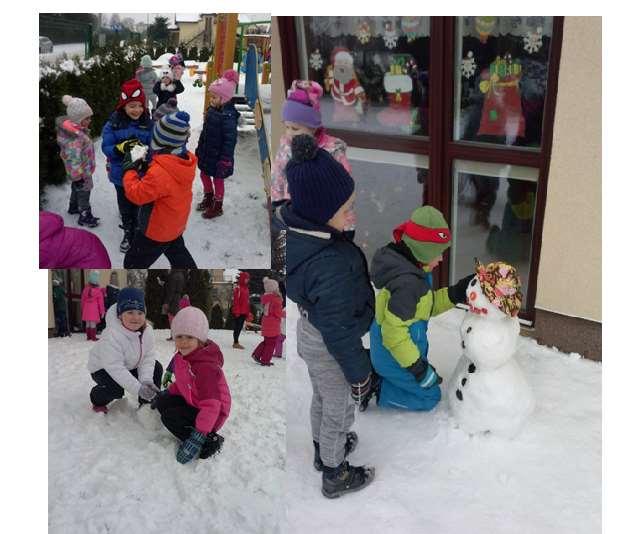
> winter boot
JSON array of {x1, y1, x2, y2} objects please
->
[
  {"x1": 92, "y1": 405, "x2": 108, "y2": 414},
  {"x1": 196, "y1": 192, "x2": 214, "y2": 211},
  {"x1": 119, "y1": 225, "x2": 133, "y2": 253},
  {"x1": 232, "y1": 342, "x2": 245, "y2": 349},
  {"x1": 321, "y1": 461, "x2": 375, "y2": 499},
  {"x1": 78, "y1": 208, "x2": 100, "y2": 228},
  {"x1": 202, "y1": 199, "x2": 223, "y2": 219},
  {"x1": 199, "y1": 432, "x2": 224, "y2": 459},
  {"x1": 314, "y1": 432, "x2": 359, "y2": 472},
  {"x1": 359, "y1": 370, "x2": 381, "y2": 412}
]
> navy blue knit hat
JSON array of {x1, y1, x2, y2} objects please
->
[
  {"x1": 117, "y1": 287, "x2": 146, "y2": 315},
  {"x1": 286, "y1": 135, "x2": 355, "y2": 225}
]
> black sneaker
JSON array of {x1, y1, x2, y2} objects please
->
[
  {"x1": 314, "y1": 432, "x2": 358, "y2": 471},
  {"x1": 321, "y1": 461, "x2": 375, "y2": 499},
  {"x1": 199, "y1": 433, "x2": 224, "y2": 459},
  {"x1": 359, "y1": 371, "x2": 381, "y2": 412}
]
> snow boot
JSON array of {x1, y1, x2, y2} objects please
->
[
  {"x1": 196, "y1": 192, "x2": 214, "y2": 211},
  {"x1": 321, "y1": 461, "x2": 375, "y2": 499},
  {"x1": 314, "y1": 432, "x2": 359, "y2": 472},
  {"x1": 119, "y1": 225, "x2": 133, "y2": 253},
  {"x1": 199, "y1": 432, "x2": 224, "y2": 459},
  {"x1": 232, "y1": 342, "x2": 245, "y2": 350},
  {"x1": 359, "y1": 370, "x2": 381, "y2": 412},
  {"x1": 202, "y1": 199, "x2": 223, "y2": 219},
  {"x1": 92, "y1": 405, "x2": 108, "y2": 414},
  {"x1": 68, "y1": 204, "x2": 79, "y2": 215},
  {"x1": 78, "y1": 208, "x2": 100, "y2": 228}
]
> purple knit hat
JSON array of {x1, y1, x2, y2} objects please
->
[
  {"x1": 171, "y1": 306, "x2": 209, "y2": 343},
  {"x1": 281, "y1": 80, "x2": 323, "y2": 129}
]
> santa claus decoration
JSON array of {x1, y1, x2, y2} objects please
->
[{"x1": 328, "y1": 48, "x2": 366, "y2": 123}]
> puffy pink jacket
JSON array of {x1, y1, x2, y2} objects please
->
[
  {"x1": 260, "y1": 292, "x2": 283, "y2": 338},
  {"x1": 168, "y1": 342, "x2": 231, "y2": 435},
  {"x1": 81, "y1": 284, "x2": 105, "y2": 322},
  {"x1": 39, "y1": 211, "x2": 111, "y2": 268}
]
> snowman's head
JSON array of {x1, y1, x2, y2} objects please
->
[
  {"x1": 466, "y1": 275, "x2": 507, "y2": 319},
  {"x1": 468, "y1": 260, "x2": 523, "y2": 319}
]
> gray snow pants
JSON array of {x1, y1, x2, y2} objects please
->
[
  {"x1": 69, "y1": 179, "x2": 91, "y2": 211},
  {"x1": 297, "y1": 312, "x2": 355, "y2": 469}
]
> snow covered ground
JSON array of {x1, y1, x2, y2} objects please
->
[
  {"x1": 42, "y1": 67, "x2": 271, "y2": 268},
  {"x1": 49, "y1": 328, "x2": 285, "y2": 534},
  {"x1": 285, "y1": 299, "x2": 601, "y2": 533}
]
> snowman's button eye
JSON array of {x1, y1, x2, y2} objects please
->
[
  {"x1": 470, "y1": 279, "x2": 477, "y2": 287},
  {"x1": 131, "y1": 89, "x2": 141, "y2": 98},
  {"x1": 461, "y1": 378, "x2": 467, "y2": 386}
]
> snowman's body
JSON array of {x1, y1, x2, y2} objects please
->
[{"x1": 448, "y1": 276, "x2": 534, "y2": 438}]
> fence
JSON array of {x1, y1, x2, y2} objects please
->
[{"x1": 39, "y1": 15, "x2": 93, "y2": 59}]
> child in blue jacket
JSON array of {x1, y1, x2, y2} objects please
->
[
  {"x1": 276, "y1": 134, "x2": 375, "y2": 499},
  {"x1": 195, "y1": 69, "x2": 240, "y2": 219},
  {"x1": 101, "y1": 79, "x2": 153, "y2": 253}
]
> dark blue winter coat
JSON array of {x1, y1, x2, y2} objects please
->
[
  {"x1": 276, "y1": 203, "x2": 374, "y2": 384},
  {"x1": 196, "y1": 102, "x2": 240, "y2": 179},
  {"x1": 101, "y1": 110, "x2": 153, "y2": 186},
  {"x1": 152, "y1": 80, "x2": 185, "y2": 108}
]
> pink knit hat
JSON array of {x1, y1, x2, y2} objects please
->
[
  {"x1": 171, "y1": 306, "x2": 209, "y2": 343},
  {"x1": 263, "y1": 277, "x2": 279, "y2": 294},
  {"x1": 208, "y1": 69, "x2": 239, "y2": 103}
]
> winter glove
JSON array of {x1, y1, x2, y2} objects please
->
[
  {"x1": 215, "y1": 158, "x2": 233, "y2": 179},
  {"x1": 138, "y1": 382, "x2": 160, "y2": 403},
  {"x1": 114, "y1": 138, "x2": 140, "y2": 156},
  {"x1": 122, "y1": 143, "x2": 149, "y2": 174},
  {"x1": 350, "y1": 372, "x2": 372, "y2": 405},
  {"x1": 200, "y1": 432, "x2": 225, "y2": 459},
  {"x1": 448, "y1": 274, "x2": 476, "y2": 305},
  {"x1": 162, "y1": 371, "x2": 174, "y2": 388},
  {"x1": 150, "y1": 389, "x2": 170, "y2": 410},
  {"x1": 407, "y1": 358, "x2": 442, "y2": 389},
  {"x1": 176, "y1": 429, "x2": 207, "y2": 464}
]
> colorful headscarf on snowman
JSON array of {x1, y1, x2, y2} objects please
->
[
  {"x1": 475, "y1": 260, "x2": 523, "y2": 317},
  {"x1": 393, "y1": 206, "x2": 451, "y2": 263}
]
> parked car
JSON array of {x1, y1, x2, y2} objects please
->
[{"x1": 39, "y1": 36, "x2": 53, "y2": 54}]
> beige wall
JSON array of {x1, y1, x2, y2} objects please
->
[
  {"x1": 271, "y1": 17, "x2": 285, "y2": 156},
  {"x1": 535, "y1": 17, "x2": 601, "y2": 322}
]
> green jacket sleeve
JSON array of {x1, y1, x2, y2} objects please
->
[{"x1": 431, "y1": 287, "x2": 455, "y2": 316}]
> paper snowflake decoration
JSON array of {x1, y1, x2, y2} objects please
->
[
  {"x1": 461, "y1": 51, "x2": 477, "y2": 79},
  {"x1": 383, "y1": 23, "x2": 399, "y2": 49},
  {"x1": 523, "y1": 27, "x2": 543, "y2": 54},
  {"x1": 357, "y1": 21, "x2": 371, "y2": 44},
  {"x1": 309, "y1": 49, "x2": 323, "y2": 71}
]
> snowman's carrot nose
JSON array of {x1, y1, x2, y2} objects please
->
[{"x1": 469, "y1": 291, "x2": 477, "y2": 301}]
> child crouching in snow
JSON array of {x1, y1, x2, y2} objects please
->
[
  {"x1": 251, "y1": 277, "x2": 284, "y2": 366},
  {"x1": 56, "y1": 95, "x2": 99, "y2": 227},
  {"x1": 152, "y1": 306, "x2": 231, "y2": 464},
  {"x1": 87, "y1": 288, "x2": 163, "y2": 413}
]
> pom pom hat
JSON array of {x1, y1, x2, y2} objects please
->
[
  {"x1": 171, "y1": 306, "x2": 209, "y2": 343},
  {"x1": 208, "y1": 69, "x2": 239, "y2": 104},
  {"x1": 62, "y1": 95, "x2": 93, "y2": 123},
  {"x1": 151, "y1": 111, "x2": 191, "y2": 155},
  {"x1": 281, "y1": 80, "x2": 323, "y2": 129},
  {"x1": 116, "y1": 79, "x2": 146, "y2": 110},
  {"x1": 285, "y1": 135, "x2": 355, "y2": 225},
  {"x1": 393, "y1": 206, "x2": 452, "y2": 264},
  {"x1": 116, "y1": 287, "x2": 146, "y2": 315}
]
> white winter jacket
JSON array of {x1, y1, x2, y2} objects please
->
[{"x1": 87, "y1": 305, "x2": 158, "y2": 397}]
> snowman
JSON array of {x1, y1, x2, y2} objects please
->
[{"x1": 448, "y1": 260, "x2": 534, "y2": 438}]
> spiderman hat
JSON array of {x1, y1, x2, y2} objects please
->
[{"x1": 116, "y1": 79, "x2": 146, "y2": 110}]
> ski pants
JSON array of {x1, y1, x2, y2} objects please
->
[
  {"x1": 123, "y1": 233, "x2": 197, "y2": 268},
  {"x1": 114, "y1": 184, "x2": 138, "y2": 234},
  {"x1": 90, "y1": 360, "x2": 163, "y2": 407},
  {"x1": 69, "y1": 179, "x2": 91, "y2": 212},
  {"x1": 55, "y1": 309, "x2": 69, "y2": 336},
  {"x1": 233, "y1": 315, "x2": 246, "y2": 343},
  {"x1": 155, "y1": 393, "x2": 199, "y2": 441},
  {"x1": 252, "y1": 336, "x2": 278, "y2": 364}
]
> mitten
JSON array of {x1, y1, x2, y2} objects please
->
[
  {"x1": 138, "y1": 382, "x2": 159, "y2": 403},
  {"x1": 199, "y1": 433, "x2": 224, "y2": 459},
  {"x1": 215, "y1": 158, "x2": 233, "y2": 179},
  {"x1": 176, "y1": 429, "x2": 207, "y2": 464},
  {"x1": 350, "y1": 372, "x2": 372, "y2": 405},
  {"x1": 122, "y1": 144, "x2": 148, "y2": 174},
  {"x1": 448, "y1": 274, "x2": 475, "y2": 305},
  {"x1": 162, "y1": 371, "x2": 173, "y2": 388},
  {"x1": 406, "y1": 359, "x2": 442, "y2": 389}
]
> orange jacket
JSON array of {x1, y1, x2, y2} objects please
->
[{"x1": 123, "y1": 152, "x2": 197, "y2": 243}]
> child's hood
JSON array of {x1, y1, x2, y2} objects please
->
[
  {"x1": 183, "y1": 340, "x2": 224, "y2": 368},
  {"x1": 370, "y1": 244, "x2": 426, "y2": 291}
]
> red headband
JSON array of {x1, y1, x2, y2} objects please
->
[{"x1": 393, "y1": 220, "x2": 452, "y2": 244}]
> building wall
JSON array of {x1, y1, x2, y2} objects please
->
[
  {"x1": 534, "y1": 17, "x2": 601, "y2": 322},
  {"x1": 271, "y1": 17, "x2": 285, "y2": 155}
]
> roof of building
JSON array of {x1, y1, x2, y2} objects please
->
[{"x1": 175, "y1": 13, "x2": 200, "y2": 23}]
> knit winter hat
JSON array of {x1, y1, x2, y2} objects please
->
[
  {"x1": 475, "y1": 260, "x2": 523, "y2": 317},
  {"x1": 88, "y1": 270, "x2": 100, "y2": 285},
  {"x1": 393, "y1": 206, "x2": 452, "y2": 264},
  {"x1": 151, "y1": 111, "x2": 191, "y2": 155},
  {"x1": 116, "y1": 79, "x2": 146, "y2": 110},
  {"x1": 116, "y1": 287, "x2": 146, "y2": 315},
  {"x1": 152, "y1": 97, "x2": 179, "y2": 123},
  {"x1": 208, "y1": 69, "x2": 239, "y2": 104},
  {"x1": 62, "y1": 95, "x2": 93, "y2": 123},
  {"x1": 286, "y1": 134, "x2": 355, "y2": 225},
  {"x1": 171, "y1": 306, "x2": 209, "y2": 343},
  {"x1": 140, "y1": 55, "x2": 153, "y2": 68},
  {"x1": 282, "y1": 80, "x2": 323, "y2": 129},
  {"x1": 263, "y1": 277, "x2": 279, "y2": 294}
]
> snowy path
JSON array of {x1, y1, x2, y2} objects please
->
[
  {"x1": 286, "y1": 300, "x2": 601, "y2": 534},
  {"x1": 49, "y1": 329, "x2": 285, "y2": 534},
  {"x1": 42, "y1": 68, "x2": 271, "y2": 268}
]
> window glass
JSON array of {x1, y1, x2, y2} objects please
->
[
  {"x1": 454, "y1": 16, "x2": 554, "y2": 148},
  {"x1": 298, "y1": 16, "x2": 430, "y2": 136}
]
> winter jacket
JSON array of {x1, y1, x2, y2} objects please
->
[
  {"x1": 39, "y1": 211, "x2": 111, "y2": 269},
  {"x1": 135, "y1": 66, "x2": 158, "y2": 99},
  {"x1": 88, "y1": 305, "x2": 158, "y2": 398},
  {"x1": 55, "y1": 116, "x2": 96, "y2": 189},
  {"x1": 261, "y1": 292, "x2": 283, "y2": 338},
  {"x1": 105, "y1": 285, "x2": 120, "y2": 310},
  {"x1": 81, "y1": 283, "x2": 105, "y2": 322},
  {"x1": 231, "y1": 272, "x2": 250, "y2": 316},
  {"x1": 165, "y1": 270, "x2": 187, "y2": 316},
  {"x1": 277, "y1": 203, "x2": 374, "y2": 384},
  {"x1": 153, "y1": 79, "x2": 184, "y2": 109},
  {"x1": 271, "y1": 129, "x2": 351, "y2": 202},
  {"x1": 123, "y1": 152, "x2": 197, "y2": 243},
  {"x1": 168, "y1": 342, "x2": 231, "y2": 435},
  {"x1": 101, "y1": 110, "x2": 153, "y2": 186},
  {"x1": 196, "y1": 102, "x2": 240, "y2": 178},
  {"x1": 370, "y1": 242, "x2": 455, "y2": 368},
  {"x1": 52, "y1": 285, "x2": 68, "y2": 313}
]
